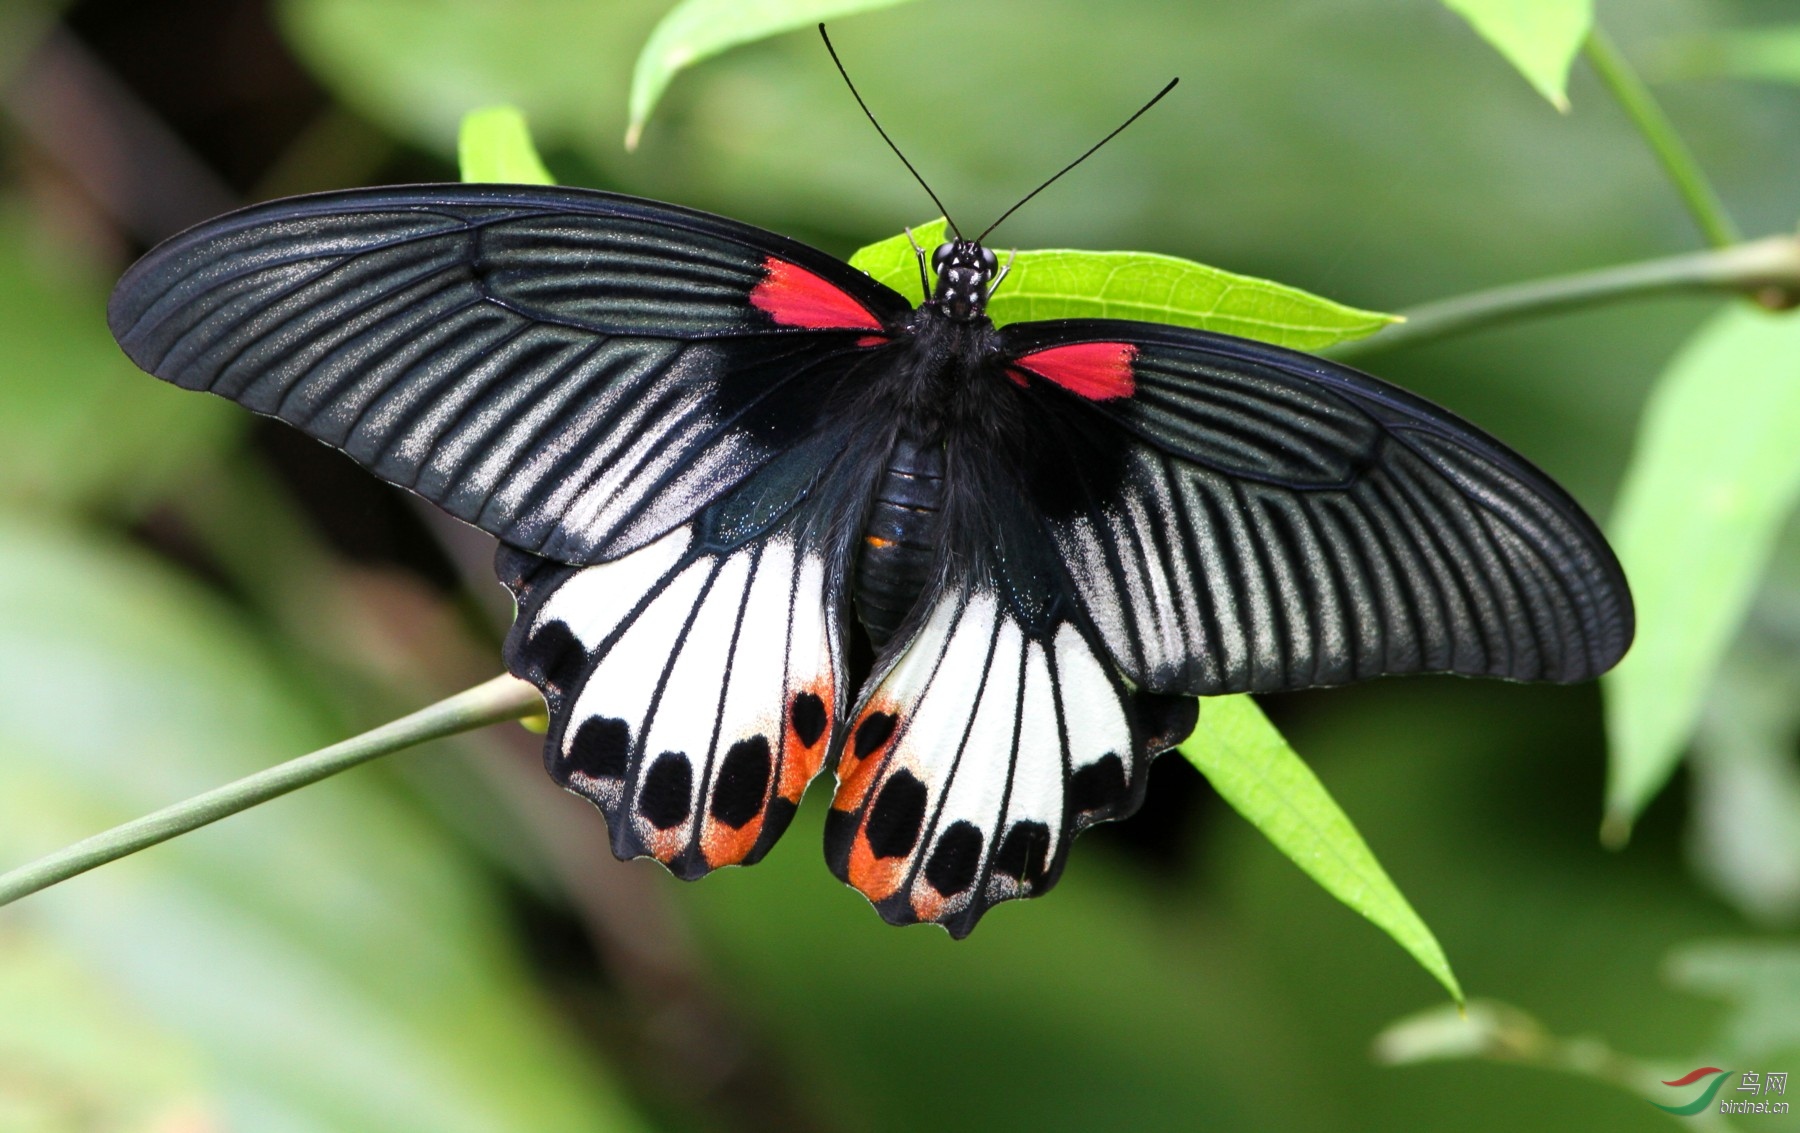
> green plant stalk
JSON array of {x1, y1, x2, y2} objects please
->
[
  {"x1": 1584, "y1": 24, "x2": 1740, "y2": 249},
  {"x1": 1375, "y1": 1001, "x2": 1737, "y2": 1131},
  {"x1": 1330, "y1": 234, "x2": 1800, "y2": 360},
  {"x1": 0, "y1": 673, "x2": 545, "y2": 910}
]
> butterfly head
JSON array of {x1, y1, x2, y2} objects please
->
[{"x1": 929, "y1": 239, "x2": 998, "y2": 322}]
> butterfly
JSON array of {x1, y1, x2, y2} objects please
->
[{"x1": 106, "y1": 178, "x2": 1633, "y2": 937}]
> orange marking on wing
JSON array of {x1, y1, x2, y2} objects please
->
[
  {"x1": 832, "y1": 700, "x2": 899, "y2": 813},
  {"x1": 846, "y1": 826, "x2": 908, "y2": 902},
  {"x1": 645, "y1": 825, "x2": 687, "y2": 864},
  {"x1": 779, "y1": 683, "x2": 832, "y2": 802},
  {"x1": 750, "y1": 257, "x2": 884, "y2": 331},
  {"x1": 910, "y1": 885, "x2": 948, "y2": 924},
  {"x1": 784, "y1": 742, "x2": 826, "y2": 802},
  {"x1": 1011, "y1": 341, "x2": 1137, "y2": 400},
  {"x1": 865, "y1": 535, "x2": 894, "y2": 549},
  {"x1": 833, "y1": 752, "x2": 882, "y2": 814},
  {"x1": 701, "y1": 811, "x2": 764, "y2": 868},
  {"x1": 856, "y1": 334, "x2": 888, "y2": 348}
]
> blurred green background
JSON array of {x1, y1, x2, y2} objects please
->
[{"x1": 3, "y1": 0, "x2": 1799, "y2": 1129}]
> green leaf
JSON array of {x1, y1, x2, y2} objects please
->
[
  {"x1": 626, "y1": 0, "x2": 914, "y2": 149},
  {"x1": 847, "y1": 217, "x2": 949, "y2": 302},
  {"x1": 1602, "y1": 305, "x2": 1800, "y2": 842},
  {"x1": 989, "y1": 249, "x2": 1397, "y2": 350},
  {"x1": 849, "y1": 219, "x2": 1397, "y2": 350},
  {"x1": 1440, "y1": 0, "x2": 1593, "y2": 110},
  {"x1": 1179, "y1": 694, "x2": 1462, "y2": 1003},
  {"x1": 457, "y1": 105, "x2": 555, "y2": 184}
]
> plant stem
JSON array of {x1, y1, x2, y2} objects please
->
[
  {"x1": 1375, "y1": 1001, "x2": 1738, "y2": 1131},
  {"x1": 1330, "y1": 234, "x2": 1800, "y2": 360},
  {"x1": 0, "y1": 673, "x2": 544, "y2": 910},
  {"x1": 1584, "y1": 24, "x2": 1740, "y2": 249}
]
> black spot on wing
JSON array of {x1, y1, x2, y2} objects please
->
[
  {"x1": 567, "y1": 716, "x2": 630, "y2": 779},
  {"x1": 638, "y1": 752, "x2": 694, "y2": 829},
  {"x1": 523, "y1": 619, "x2": 587, "y2": 700},
  {"x1": 790, "y1": 692, "x2": 827, "y2": 749},
  {"x1": 866, "y1": 770, "x2": 927, "y2": 859},
  {"x1": 1069, "y1": 753, "x2": 1129, "y2": 816},
  {"x1": 854, "y1": 712, "x2": 897, "y2": 758},
  {"x1": 925, "y1": 821, "x2": 984, "y2": 897},
  {"x1": 710, "y1": 735, "x2": 772, "y2": 829},
  {"x1": 993, "y1": 821, "x2": 1052, "y2": 885}
]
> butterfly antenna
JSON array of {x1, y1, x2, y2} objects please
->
[
  {"x1": 819, "y1": 24, "x2": 961, "y2": 238},
  {"x1": 976, "y1": 77, "x2": 1178, "y2": 244}
]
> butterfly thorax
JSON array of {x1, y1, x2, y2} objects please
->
[{"x1": 848, "y1": 241, "x2": 1007, "y2": 648}]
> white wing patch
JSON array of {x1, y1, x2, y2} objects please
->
[
  {"x1": 538, "y1": 525, "x2": 692, "y2": 650},
  {"x1": 826, "y1": 585, "x2": 1193, "y2": 937},
  {"x1": 508, "y1": 526, "x2": 841, "y2": 877}
]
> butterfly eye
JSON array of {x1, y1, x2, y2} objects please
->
[
  {"x1": 931, "y1": 244, "x2": 954, "y2": 272},
  {"x1": 980, "y1": 247, "x2": 998, "y2": 274}
]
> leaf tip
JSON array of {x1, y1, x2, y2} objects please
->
[
  {"x1": 1444, "y1": 973, "x2": 1467, "y2": 1008},
  {"x1": 624, "y1": 120, "x2": 643, "y2": 153},
  {"x1": 1599, "y1": 809, "x2": 1634, "y2": 850}
]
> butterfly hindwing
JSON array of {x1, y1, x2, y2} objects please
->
[
  {"x1": 824, "y1": 446, "x2": 1197, "y2": 937},
  {"x1": 826, "y1": 586, "x2": 1196, "y2": 937},
  {"x1": 996, "y1": 319, "x2": 1634, "y2": 694},
  {"x1": 503, "y1": 521, "x2": 846, "y2": 875},
  {"x1": 499, "y1": 433, "x2": 880, "y2": 876},
  {"x1": 107, "y1": 183, "x2": 909, "y2": 564}
]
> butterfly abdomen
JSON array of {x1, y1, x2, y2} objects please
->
[{"x1": 853, "y1": 433, "x2": 945, "y2": 649}]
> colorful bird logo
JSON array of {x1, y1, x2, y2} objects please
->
[{"x1": 1653, "y1": 1067, "x2": 1732, "y2": 1115}]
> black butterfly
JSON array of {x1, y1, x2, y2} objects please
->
[{"x1": 107, "y1": 181, "x2": 1632, "y2": 937}]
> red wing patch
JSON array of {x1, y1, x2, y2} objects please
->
[
  {"x1": 1009, "y1": 341, "x2": 1136, "y2": 400},
  {"x1": 751, "y1": 257, "x2": 885, "y2": 332}
]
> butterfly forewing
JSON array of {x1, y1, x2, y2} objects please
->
[
  {"x1": 997, "y1": 319, "x2": 1633, "y2": 695},
  {"x1": 107, "y1": 184, "x2": 909, "y2": 564}
]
